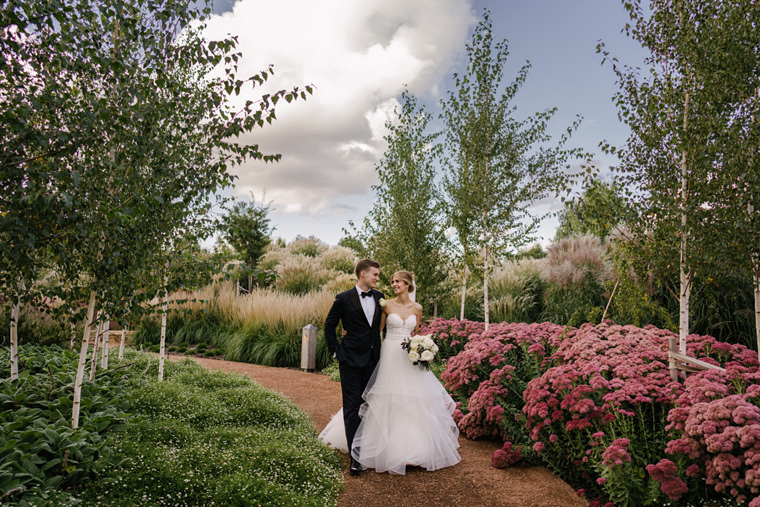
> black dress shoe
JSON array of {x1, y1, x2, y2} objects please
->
[{"x1": 349, "y1": 457, "x2": 362, "y2": 476}]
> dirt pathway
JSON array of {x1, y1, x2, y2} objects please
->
[{"x1": 169, "y1": 355, "x2": 585, "y2": 507}]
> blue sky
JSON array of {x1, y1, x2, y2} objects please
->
[{"x1": 202, "y1": 0, "x2": 647, "y2": 247}]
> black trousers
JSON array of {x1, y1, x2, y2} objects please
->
[{"x1": 339, "y1": 360, "x2": 376, "y2": 454}]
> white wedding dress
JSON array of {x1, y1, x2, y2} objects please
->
[{"x1": 318, "y1": 313, "x2": 461, "y2": 475}]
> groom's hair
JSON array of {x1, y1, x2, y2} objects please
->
[{"x1": 355, "y1": 259, "x2": 380, "y2": 278}]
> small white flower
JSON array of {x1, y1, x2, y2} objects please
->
[
  {"x1": 420, "y1": 350, "x2": 434, "y2": 362},
  {"x1": 378, "y1": 298, "x2": 386, "y2": 308},
  {"x1": 422, "y1": 337, "x2": 435, "y2": 349},
  {"x1": 408, "y1": 351, "x2": 420, "y2": 362}
]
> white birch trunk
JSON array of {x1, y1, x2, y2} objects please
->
[
  {"x1": 483, "y1": 243, "x2": 490, "y2": 331},
  {"x1": 89, "y1": 318, "x2": 103, "y2": 381},
  {"x1": 9, "y1": 278, "x2": 25, "y2": 381},
  {"x1": 678, "y1": 90, "x2": 691, "y2": 355},
  {"x1": 459, "y1": 267, "x2": 468, "y2": 321},
  {"x1": 9, "y1": 295, "x2": 20, "y2": 381},
  {"x1": 72, "y1": 290, "x2": 97, "y2": 428},
  {"x1": 118, "y1": 330, "x2": 126, "y2": 360},
  {"x1": 158, "y1": 287, "x2": 169, "y2": 381},
  {"x1": 101, "y1": 318, "x2": 110, "y2": 369},
  {"x1": 754, "y1": 270, "x2": 760, "y2": 364},
  {"x1": 69, "y1": 317, "x2": 76, "y2": 350}
]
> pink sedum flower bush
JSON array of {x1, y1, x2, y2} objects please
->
[
  {"x1": 422, "y1": 319, "x2": 569, "y2": 462},
  {"x1": 426, "y1": 317, "x2": 760, "y2": 506},
  {"x1": 662, "y1": 366, "x2": 760, "y2": 504}
]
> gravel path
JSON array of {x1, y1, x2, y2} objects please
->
[{"x1": 169, "y1": 355, "x2": 585, "y2": 507}]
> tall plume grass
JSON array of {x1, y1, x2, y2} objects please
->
[
  {"x1": 541, "y1": 234, "x2": 611, "y2": 325},
  {"x1": 214, "y1": 281, "x2": 335, "y2": 334},
  {"x1": 542, "y1": 234, "x2": 611, "y2": 288},
  {"x1": 489, "y1": 258, "x2": 546, "y2": 323}
]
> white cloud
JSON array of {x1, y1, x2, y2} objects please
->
[{"x1": 201, "y1": 0, "x2": 474, "y2": 220}]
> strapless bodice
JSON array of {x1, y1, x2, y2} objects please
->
[{"x1": 385, "y1": 313, "x2": 416, "y2": 340}]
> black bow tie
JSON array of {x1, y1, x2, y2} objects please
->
[{"x1": 360, "y1": 291, "x2": 372, "y2": 298}]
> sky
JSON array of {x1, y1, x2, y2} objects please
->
[{"x1": 200, "y1": 0, "x2": 648, "y2": 247}]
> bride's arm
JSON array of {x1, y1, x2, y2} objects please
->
[
  {"x1": 412, "y1": 304, "x2": 423, "y2": 335},
  {"x1": 379, "y1": 311, "x2": 387, "y2": 339}
]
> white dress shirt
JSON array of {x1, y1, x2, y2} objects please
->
[{"x1": 356, "y1": 285, "x2": 376, "y2": 325}]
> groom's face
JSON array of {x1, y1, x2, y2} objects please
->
[{"x1": 359, "y1": 267, "x2": 380, "y2": 289}]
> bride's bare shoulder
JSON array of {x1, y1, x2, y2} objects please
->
[{"x1": 383, "y1": 297, "x2": 399, "y2": 312}]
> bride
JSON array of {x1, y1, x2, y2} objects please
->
[{"x1": 319, "y1": 270, "x2": 461, "y2": 475}]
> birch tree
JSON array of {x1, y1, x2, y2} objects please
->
[
  {"x1": 602, "y1": 0, "x2": 759, "y2": 360},
  {"x1": 351, "y1": 90, "x2": 449, "y2": 311},
  {"x1": 710, "y1": 86, "x2": 760, "y2": 359},
  {"x1": 441, "y1": 10, "x2": 583, "y2": 328},
  {"x1": 2, "y1": 0, "x2": 309, "y2": 424}
]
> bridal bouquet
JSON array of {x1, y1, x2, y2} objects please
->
[{"x1": 400, "y1": 334, "x2": 439, "y2": 369}]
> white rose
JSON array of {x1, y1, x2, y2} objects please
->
[
  {"x1": 432, "y1": 344, "x2": 439, "y2": 354},
  {"x1": 378, "y1": 298, "x2": 386, "y2": 308},
  {"x1": 410, "y1": 337, "x2": 422, "y2": 348},
  {"x1": 420, "y1": 350, "x2": 434, "y2": 362},
  {"x1": 408, "y1": 351, "x2": 420, "y2": 362},
  {"x1": 423, "y1": 337, "x2": 435, "y2": 349}
]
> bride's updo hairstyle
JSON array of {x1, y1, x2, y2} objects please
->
[{"x1": 393, "y1": 270, "x2": 415, "y2": 293}]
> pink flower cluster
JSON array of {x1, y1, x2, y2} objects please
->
[
  {"x1": 523, "y1": 322, "x2": 680, "y2": 442},
  {"x1": 430, "y1": 317, "x2": 760, "y2": 505},
  {"x1": 662, "y1": 367, "x2": 760, "y2": 504},
  {"x1": 418, "y1": 318, "x2": 485, "y2": 360},
  {"x1": 601, "y1": 438, "x2": 631, "y2": 466},
  {"x1": 645, "y1": 459, "x2": 688, "y2": 501},
  {"x1": 492, "y1": 441, "x2": 524, "y2": 468},
  {"x1": 435, "y1": 320, "x2": 567, "y2": 440}
]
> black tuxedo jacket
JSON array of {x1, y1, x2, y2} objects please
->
[{"x1": 324, "y1": 287, "x2": 384, "y2": 368}]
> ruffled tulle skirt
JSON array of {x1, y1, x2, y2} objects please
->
[{"x1": 319, "y1": 333, "x2": 461, "y2": 475}]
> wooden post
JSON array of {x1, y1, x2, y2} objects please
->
[
  {"x1": 668, "y1": 335, "x2": 678, "y2": 381},
  {"x1": 301, "y1": 324, "x2": 317, "y2": 372},
  {"x1": 601, "y1": 278, "x2": 620, "y2": 323}
]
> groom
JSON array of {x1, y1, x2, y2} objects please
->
[{"x1": 324, "y1": 258, "x2": 383, "y2": 476}]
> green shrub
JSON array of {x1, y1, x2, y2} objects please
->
[
  {"x1": 321, "y1": 360, "x2": 340, "y2": 382},
  {"x1": 225, "y1": 324, "x2": 332, "y2": 369},
  {"x1": 80, "y1": 356, "x2": 342, "y2": 505},
  {"x1": 170, "y1": 309, "x2": 229, "y2": 347},
  {"x1": 607, "y1": 278, "x2": 676, "y2": 331},
  {"x1": 438, "y1": 284, "x2": 485, "y2": 321},
  {"x1": 541, "y1": 271, "x2": 606, "y2": 326},
  {"x1": 131, "y1": 316, "x2": 161, "y2": 346},
  {"x1": 489, "y1": 259, "x2": 546, "y2": 323},
  {"x1": 1, "y1": 346, "x2": 343, "y2": 504},
  {"x1": 0, "y1": 304, "x2": 74, "y2": 347},
  {"x1": 0, "y1": 346, "x2": 131, "y2": 503}
]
